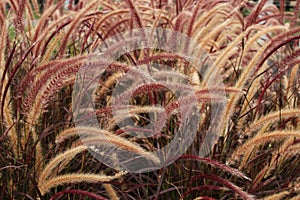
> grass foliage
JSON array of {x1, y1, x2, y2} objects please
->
[{"x1": 1, "y1": 0, "x2": 300, "y2": 199}]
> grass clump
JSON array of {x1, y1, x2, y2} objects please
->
[{"x1": 1, "y1": 0, "x2": 300, "y2": 199}]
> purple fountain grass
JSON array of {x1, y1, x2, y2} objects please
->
[{"x1": 1, "y1": 0, "x2": 300, "y2": 199}]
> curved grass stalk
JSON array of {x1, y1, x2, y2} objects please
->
[
  {"x1": 40, "y1": 31, "x2": 66, "y2": 63},
  {"x1": 192, "y1": 3, "x2": 231, "y2": 37},
  {"x1": 102, "y1": 18, "x2": 131, "y2": 39},
  {"x1": 57, "y1": 0, "x2": 99, "y2": 57},
  {"x1": 93, "y1": 9, "x2": 130, "y2": 36},
  {"x1": 173, "y1": 11, "x2": 192, "y2": 33},
  {"x1": 245, "y1": 0, "x2": 269, "y2": 28},
  {"x1": 32, "y1": 1, "x2": 65, "y2": 54},
  {"x1": 191, "y1": 173, "x2": 255, "y2": 200},
  {"x1": 108, "y1": 106, "x2": 165, "y2": 129},
  {"x1": 203, "y1": 25, "x2": 286, "y2": 87},
  {"x1": 253, "y1": 138, "x2": 297, "y2": 184},
  {"x1": 103, "y1": 182, "x2": 120, "y2": 200},
  {"x1": 33, "y1": 13, "x2": 74, "y2": 57},
  {"x1": 244, "y1": 109, "x2": 300, "y2": 136},
  {"x1": 238, "y1": 124, "x2": 269, "y2": 168},
  {"x1": 150, "y1": 9, "x2": 169, "y2": 29},
  {"x1": 27, "y1": 75, "x2": 75, "y2": 124},
  {"x1": 237, "y1": 62, "x2": 270, "y2": 126},
  {"x1": 199, "y1": 19, "x2": 241, "y2": 49},
  {"x1": 181, "y1": 155, "x2": 251, "y2": 180},
  {"x1": 96, "y1": 72, "x2": 123, "y2": 96},
  {"x1": 194, "y1": 12, "x2": 234, "y2": 48},
  {"x1": 25, "y1": 56, "x2": 85, "y2": 119},
  {"x1": 243, "y1": 25, "x2": 287, "y2": 54},
  {"x1": 39, "y1": 171, "x2": 126, "y2": 195},
  {"x1": 199, "y1": 27, "x2": 251, "y2": 86},
  {"x1": 55, "y1": 126, "x2": 160, "y2": 164},
  {"x1": 19, "y1": 57, "x2": 78, "y2": 104},
  {"x1": 25, "y1": 57, "x2": 84, "y2": 174},
  {"x1": 0, "y1": 21, "x2": 18, "y2": 156},
  {"x1": 124, "y1": 0, "x2": 145, "y2": 29},
  {"x1": 55, "y1": 127, "x2": 86, "y2": 144},
  {"x1": 231, "y1": 130, "x2": 300, "y2": 165},
  {"x1": 198, "y1": 6, "x2": 242, "y2": 48},
  {"x1": 81, "y1": 136, "x2": 160, "y2": 164},
  {"x1": 212, "y1": 25, "x2": 241, "y2": 49},
  {"x1": 38, "y1": 145, "x2": 88, "y2": 185},
  {"x1": 219, "y1": 33, "x2": 283, "y2": 138},
  {"x1": 261, "y1": 191, "x2": 290, "y2": 200},
  {"x1": 281, "y1": 143, "x2": 300, "y2": 161}
]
